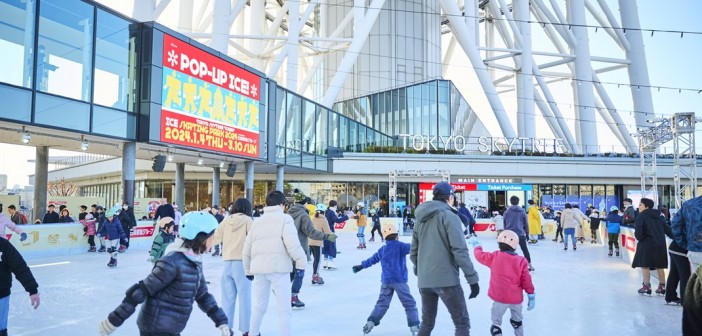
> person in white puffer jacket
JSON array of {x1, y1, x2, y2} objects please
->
[{"x1": 243, "y1": 190, "x2": 307, "y2": 336}]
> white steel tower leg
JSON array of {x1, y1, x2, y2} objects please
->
[
  {"x1": 619, "y1": 0, "x2": 655, "y2": 128},
  {"x1": 178, "y1": 0, "x2": 194, "y2": 34},
  {"x1": 211, "y1": 0, "x2": 230, "y2": 54},
  {"x1": 514, "y1": 0, "x2": 535, "y2": 142},
  {"x1": 569, "y1": 0, "x2": 598, "y2": 154},
  {"x1": 438, "y1": 0, "x2": 516, "y2": 138},
  {"x1": 248, "y1": 0, "x2": 266, "y2": 70},
  {"x1": 286, "y1": 1, "x2": 300, "y2": 91}
]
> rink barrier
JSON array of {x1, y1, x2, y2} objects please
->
[{"x1": 8, "y1": 220, "x2": 160, "y2": 259}]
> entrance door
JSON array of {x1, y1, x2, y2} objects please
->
[{"x1": 488, "y1": 191, "x2": 507, "y2": 213}]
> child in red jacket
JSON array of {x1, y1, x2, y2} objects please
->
[
  {"x1": 81, "y1": 214, "x2": 97, "y2": 252},
  {"x1": 468, "y1": 230, "x2": 535, "y2": 336}
]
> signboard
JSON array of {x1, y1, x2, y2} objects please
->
[
  {"x1": 396, "y1": 134, "x2": 567, "y2": 154},
  {"x1": 133, "y1": 198, "x2": 168, "y2": 219},
  {"x1": 161, "y1": 34, "x2": 260, "y2": 158}
]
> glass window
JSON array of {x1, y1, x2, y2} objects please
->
[
  {"x1": 315, "y1": 106, "x2": 327, "y2": 156},
  {"x1": 438, "y1": 81, "x2": 449, "y2": 137},
  {"x1": 339, "y1": 116, "x2": 347, "y2": 150},
  {"x1": 392, "y1": 89, "x2": 399, "y2": 136},
  {"x1": 0, "y1": 0, "x2": 36, "y2": 88},
  {"x1": 413, "y1": 85, "x2": 421, "y2": 134},
  {"x1": 378, "y1": 92, "x2": 385, "y2": 134},
  {"x1": 92, "y1": 106, "x2": 136, "y2": 138},
  {"x1": 35, "y1": 93, "x2": 90, "y2": 131},
  {"x1": 303, "y1": 100, "x2": 315, "y2": 154},
  {"x1": 406, "y1": 86, "x2": 414, "y2": 135},
  {"x1": 429, "y1": 81, "x2": 437, "y2": 136},
  {"x1": 358, "y1": 125, "x2": 367, "y2": 152},
  {"x1": 0, "y1": 84, "x2": 31, "y2": 122},
  {"x1": 385, "y1": 91, "x2": 392, "y2": 135},
  {"x1": 94, "y1": 9, "x2": 137, "y2": 111},
  {"x1": 329, "y1": 112, "x2": 338, "y2": 148},
  {"x1": 398, "y1": 88, "x2": 407, "y2": 134},
  {"x1": 36, "y1": 0, "x2": 94, "y2": 101},
  {"x1": 422, "y1": 83, "x2": 429, "y2": 135},
  {"x1": 286, "y1": 93, "x2": 302, "y2": 166},
  {"x1": 371, "y1": 94, "x2": 378, "y2": 129},
  {"x1": 275, "y1": 89, "x2": 286, "y2": 164}
]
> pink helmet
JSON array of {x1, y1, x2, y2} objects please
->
[{"x1": 497, "y1": 230, "x2": 519, "y2": 250}]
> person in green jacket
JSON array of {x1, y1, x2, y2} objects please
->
[{"x1": 150, "y1": 216, "x2": 175, "y2": 263}]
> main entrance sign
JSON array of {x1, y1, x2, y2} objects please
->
[{"x1": 160, "y1": 34, "x2": 260, "y2": 158}]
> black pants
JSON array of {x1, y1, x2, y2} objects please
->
[
  {"x1": 666, "y1": 252, "x2": 691, "y2": 302},
  {"x1": 310, "y1": 245, "x2": 321, "y2": 274},
  {"x1": 370, "y1": 225, "x2": 381, "y2": 239},
  {"x1": 607, "y1": 233, "x2": 619, "y2": 250},
  {"x1": 518, "y1": 235, "x2": 532, "y2": 263},
  {"x1": 88, "y1": 235, "x2": 95, "y2": 247},
  {"x1": 555, "y1": 225, "x2": 563, "y2": 240},
  {"x1": 418, "y1": 285, "x2": 470, "y2": 336},
  {"x1": 121, "y1": 224, "x2": 131, "y2": 248},
  {"x1": 468, "y1": 222, "x2": 475, "y2": 235}
]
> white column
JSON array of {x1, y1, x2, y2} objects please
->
[
  {"x1": 618, "y1": 0, "x2": 654, "y2": 128},
  {"x1": 276, "y1": 166, "x2": 285, "y2": 192},
  {"x1": 211, "y1": 0, "x2": 230, "y2": 54},
  {"x1": 178, "y1": 0, "x2": 193, "y2": 34},
  {"x1": 514, "y1": 0, "x2": 534, "y2": 143},
  {"x1": 249, "y1": 0, "x2": 266, "y2": 70},
  {"x1": 569, "y1": 0, "x2": 598, "y2": 154},
  {"x1": 286, "y1": 1, "x2": 300, "y2": 90}
]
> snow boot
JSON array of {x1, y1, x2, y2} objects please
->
[
  {"x1": 107, "y1": 257, "x2": 117, "y2": 268},
  {"x1": 655, "y1": 284, "x2": 666, "y2": 295},
  {"x1": 98, "y1": 246, "x2": 106, "y2": 253},
  {"x1": 363, "y1": 321, "x2": 376, "y2": 334},
  {"x1": 615, "y1": 249, "x2": 620, "y2": 257},
  {"x1": 291, "y1": 295, "x2": 305, "y2": 309},
  {"x1": 88, "y1": 246, "x2": 96, "y2": 252},
  {"x1": 638, "y1": 282, "x2": 652, "y2": 295},
  {"x1": 490, "y1": 325, "x2": 503, "y2": 335},
  {"x1": 311, "y1": 274, "x2": 325, "y2": 285},
  {"x1": 118, "y1": 245, "x2": 126, "y2": 253},
  {"x1": 608, "y1": 249, "x2": 613, "y2": 257}
]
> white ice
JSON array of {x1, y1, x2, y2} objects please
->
[{"x1": 8, "y1": 232, "x2": 681, "y2": 336}]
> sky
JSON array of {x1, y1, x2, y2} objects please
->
[{"x1": 1, "y1": 0, "x2": 701, "y2": 187}]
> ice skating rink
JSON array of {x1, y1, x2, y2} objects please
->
[{"x1": 10, "y1": 232, "x2": 681, "y2": 336}]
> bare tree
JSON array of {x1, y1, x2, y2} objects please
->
[{"x1": 48, "y1": 178, "x2": 77, "y2": 197}]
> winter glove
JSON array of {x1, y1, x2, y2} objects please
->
[
  {"x1": 467, "y1": 236, "x2": 481, "y2": 248},
  {"x1": 468, "y1": 283, "x2": 480, "y2": 299},
  {"x1": 96, "y1": 233, "x2": 102, "y2": 238},
  {"x1": 246, "y1": 275, "x2": 254, "y2": 281},
  {"x1": 326, "y1": 233, "x2": 338, "y2": 242},
  {"x1": 352, "y1": 265, "x2": 363, "y2": 273},
  {"x1": 294, "y1": 269, "x2": 305, "y2": 279},
  {"x1": 218, "y1": 325, "x2": 232, "y2": 336},
  {"x1": 527, "y1": 294, "x2": 536, "y2": 311},
  {"x1": 98, "y1": 319, "x2": 117, "y2": 336},
  {"x1": 20, "y1": 232, "x2": 27, "y2": 242}
]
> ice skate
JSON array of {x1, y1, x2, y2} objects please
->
[
  {"x1": 323, "y1": 260, "x2": 328, "y2": 270},
  {"x1": 291, "y1": 295, "x2": 305, "y2": 309},
  {"x1": 326, "y1": 261, "x2": 337, "y2": 270},
  {"x1": 118, "y1": 245, "x2": 126, "y2": 253},
  {"x1": 608, "y1": 249, "x2": 613, "y2": 257},
  {"x1": 591, "y1": 239, "x2": 596, "y2": 244},
  {"x1": 362, "y1": 243, "x2": 367, "y2": 249},
  {"x1": 563, "y1": 246, "x2": 568, "y2": 251},
  {"x1": 311, "y1": 274, "x2": 325, "y2": 285},
  {"x1": 490, "y1": 325, "x2": 503, "y2": 335},
  {"x1": 615, "y1": 249, "x2": 620, "y2": 257},
  {"x1": 655, "y1": 284, "x2": 666, "y2": 296},
  {"x1": 552, "y1": 238, "x2": 557, "y2": 242},
  {"x1": 98, "y1": 246, "x2": 106, "y2": 253},
  {"x1": 528, "y1": 264, "x2": 535, "y2": 272},
  {"x1": 363, "y1": 321, "x2": 375, "y2": 334},
  {"x1": 211, "y1": 246, "x2": 220, "y2": 257},
  {"x1": 357, "y1": 244, "x2": 363, "y2": 249},
  {"x1": 88, "y1": 246, "x2": 96, "y2": 252},
  {"x1": 107, "y1": 257, "x2": 117, "y2": 268},
  {"x1": 410, "y1": 325, "x2": 419, "y2": 336},
  {"x1": 638, "y1": 282, "x2": 652, "y2": 295},
  {"x1": 369, "y1": 237, "x2": 375, "y2": 242},
  {"x1": 665, "y1": 297, "x2": 682, "y2": 305}
]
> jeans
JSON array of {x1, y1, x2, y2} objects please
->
[
  {"x1": 221, "y1": 260, "x2": 251, "y2": 332},
  {"x1": 491, "y1": 301, "x2": 523, "y2": 336},
  {"x1": 310, "y1": 246, "x2": 321, "y2": 274},
  {"x1": 418, "y1": 285, "x2": 470, "y2": 336},
  {"x1": 250, "y1": 272, "x2": 292, "y2": 336},
  {"x1": 357, "y1": 226, "x2": 366, "y2": 244},
  {"x1": 517, "y1": 236, "x2": 531, "y2": 263},
  {"x1": 563, "y1": 228, "x2": 576, "y2": 249},
  {"x1": 666, "y1": 252, "x2": 691, "y2": 302},
  {"x1": 0, "y1": 295, "x2": 8, "y2": 330},
  {"x1": 368, "y1": 283, "x2": 419, "y2": 327},
  {"x1": 607, "y1": 233, "x2": 619, "y2": 250},
  {"x1": 290, "y1": 261, "x2": 304, "y2": 295},
  {"x1": 323, "y1": 239, "x2": 337, "y2": 259}
]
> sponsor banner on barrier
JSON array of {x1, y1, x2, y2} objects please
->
[{"x1": 131, "y1": 225, "x2": 157, "y2": 239}]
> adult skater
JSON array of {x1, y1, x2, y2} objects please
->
[
  {"x1": 671, "y1": 194, "x2": 702, "y2": 273},
  {"x1": 526, "y1": 200, "x2": 542, "y2": 244},
  {"x1": 622, "y1": 198, "x2": 636, "y2": 227},
  {"x1": 288, "y1": 195, "x2": 336, "y2": 309},
  {"x1": 0, "y1": 234, "x2": 40, "y2": 335},
  {"x1": 632, "y1": 198, "x2": 668, "y2": 295},
  {"x1": 324, "y1": 200, "x2": 351, "y2": 270},
  {"x1": 243, "y1": 190, "x2": 307, "y2": 336},
  {"x1": 98, "y1": 211, "x2": 230, "y2": 336},
  {"x1": 212, "y1": 198, "x2": 253, "y2": 335},
  {"x1": 664, "y1": 219, "x2": 690, "y2": 305},
  {"x1": 503, "y1": 196, "x2": 534, "y2": 271},
  {"x1": 117, "y1": 202, "x2": 137, "y2": 252},
  {"x1": 0, "y1": 203, "x2": 27, "y2": 241},
  {"x1": 411, "y1": 182, "x2": 479, "y2": 336},
  {"x1": 561, "y1": 203, "x2": 580, "y2": 251}
]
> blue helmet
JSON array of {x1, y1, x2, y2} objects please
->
[
  {"x1": 105, "y1": 205, "x2": 121, "y2": 218},
  {"x1": 315, "y1": 203, "x2": 327, "y2": 212},
  {"x1": 179, "y1": 211, "x2": 219, "y2": 240}
]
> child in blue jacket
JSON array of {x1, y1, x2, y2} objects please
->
[
  {"x1": 351, "y1": 223, "x2": 420, "y2": 335},
  {"x1": 97, "y1": 206, "x2": 127, "y2": 268},
  {"x1": 605, "y1": 206, "x2": 623, "y2": 257}
]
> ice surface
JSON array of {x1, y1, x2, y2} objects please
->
[{"x1": 8, "y1": 232, "x2": 681, "y2": 335}]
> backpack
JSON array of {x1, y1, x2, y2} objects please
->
[{"x1": 17, "y1": 213, "x2": 28, "y2": 224}]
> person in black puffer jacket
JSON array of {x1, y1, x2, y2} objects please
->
[
  {"x1": 99, "y1": 211, "x2": 231, "y2": 336},
  {"x1": 664, "y1": 219, "x2": 690, "y2": 305}
]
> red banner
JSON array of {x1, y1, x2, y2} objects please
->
[
  {"x1": 131, "y1": 226, "x2": 156, "y2": 239},
  {"x1": 161, "y1": 109, "x2": 259, "y2": 157},
  {"x1": 163, "y1": 34, "x2": 260, "y2": 101}
]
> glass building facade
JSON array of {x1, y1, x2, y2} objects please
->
[{"x1": 0, "y1": 0, "x2": 138, "y2": 139}]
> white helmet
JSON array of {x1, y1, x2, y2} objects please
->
[
  {"x1": 382, "y1": 223, "x2": 398, "y2": 239},
  {"x1": 357, "y1": 201, "x2": 365, "y2": 207},
  {"x1": 497, "y1": 230, "x2": 519, "y2": 250}
]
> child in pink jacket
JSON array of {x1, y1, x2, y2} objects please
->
[
  {"x1": 81, "y1": 214, "x2": 97, "y2": 252},
  {"x1": 468, "y1": 230, "x2": 535, "y2": 336}
]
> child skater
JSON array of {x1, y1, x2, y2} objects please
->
[
  {"x1": 98, "y1": 211, "x2": 231, "y2": 336},
  {"x1": 552, "y1": 211, "x2": 563, "y2": 243},
  {"x1": 356, "y1": 202, "x2": 368, "y2": 249},
  {"x1": 80, "y1": 213, "x2": 97, "y2": 252},
  {"x1": 310, "y1": 204, "x2": 332, "y2": 285},
  {"x1": 149, "y1": 216, "x2": 175, "y2": 263},
  {"x1": 369, "y1": 208, "x2": 382, "y2": 242},
  {"x1": 605, "y1": 206, "x2": 622, "y2": 257},
  {"x1": 96, "y1": 206, "x2": 127, "y2": 268},
  {"x1": 468, "y1": 230, "x2": 535, "y2": 336},
  {"x1": 493, "y1": 210, "x2": 504, "y2": 236},
  {"x1": 351, "y1": 223, "x2": 420, "y2": 335}
]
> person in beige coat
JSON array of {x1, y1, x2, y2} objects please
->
[
  {"x1": 243, "y1": 191, "x2": 307, "y2": 336},
  {"x1": 561, "y1": 203, "x2": 581, "y2": 251},
  {"x1": 212, "y1": 198, "x2": 254, "y2": 335}
]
